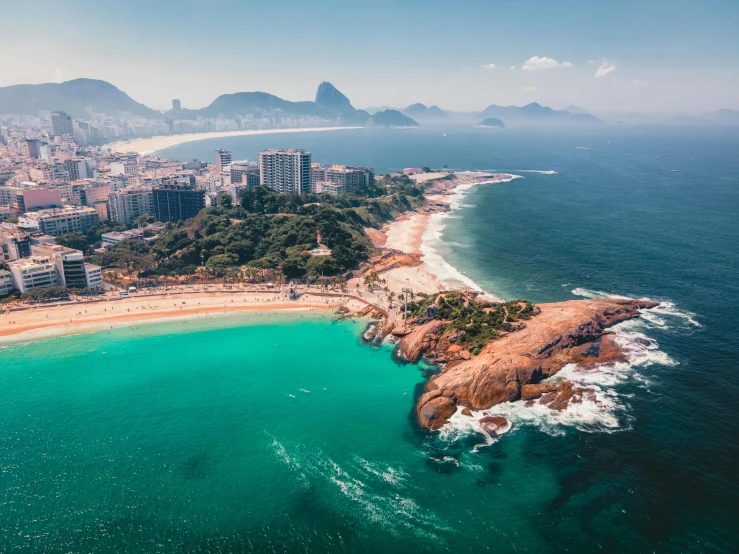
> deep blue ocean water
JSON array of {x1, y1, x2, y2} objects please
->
[{"x1": 1, "y1": 127, "x2": 737, "y2": 552}]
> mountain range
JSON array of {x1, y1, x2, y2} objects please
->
[
  {"x1": 1, "y1": 78, "x2": 737, "y2": 128},
  {"x1": 0, "y1": 78, "x2": 161, "y2": 119}
]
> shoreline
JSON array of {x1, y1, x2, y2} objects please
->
[
  {"x1": 372, "y1": 172, "x2": 521, "y2": 301},
  {"x1": 0, "y1": 289, "x2": 373, "y2": 344},
  {"x1": 107, "y1": 126, "x2": 363, "y2": 155},
  {"x1": 0, "y1": 171, "x2": 517, "y2": 344}
]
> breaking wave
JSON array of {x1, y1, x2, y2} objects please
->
[
  {"x1": 267, "y1": 435, "x2": 451, "y2": 541},
  {"x1": 420, "y1": 174, "x2": 522, "y2": 301},
  {"x1": 435, "y1": 290, "x2": 691, "y2": 451}
]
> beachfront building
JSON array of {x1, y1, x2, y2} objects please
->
[
  {"x1": 31, "y1": 244, "x2": 87, "y2": 289},
  {"x1": 0, "y1": 269, "x2": 13, "y2": 297},
  {"x1": 152, "y1": 184, "x2": 205, "y2": 222},
  {"x1": 30, "y1": 243, "x2": 102, "y2": 290},
  {"x1": 108, "y1": 188, "x2": 153, "y2": 226},
  {"x1": 7, "y1": 256, "x2": 60, "y2": 293},
  {"x1": 18, "y1": 207, "x2": 100, "y2": 236},
  {"x1": 259, "y1": 149, "x2": 312, "y2": 194},
  {"x1": 84, "y1": 264, "x2": 103, "y2": 288}
]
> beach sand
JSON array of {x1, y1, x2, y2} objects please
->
[
  {"x1": 0, "y1": 289, "x2": 351, "y2": 343},
  {"x1": 109, "y1": 126, "x2": 362, "y2": 155}
]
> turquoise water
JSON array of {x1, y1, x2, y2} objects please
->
[{"x1": 2, "y1": 127, "x2": 738, "y2": 551}]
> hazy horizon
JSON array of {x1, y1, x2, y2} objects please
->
[{"x1": 1, "y1": 0, "x2": 738, "y2": 114}]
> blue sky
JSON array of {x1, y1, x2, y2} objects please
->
[{"x1": 1, "y1": 0, "x2": 738, "y2": 113}]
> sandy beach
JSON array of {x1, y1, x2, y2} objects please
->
[
  {"x1": 0, "y1": 172, "x2": 513, "y2": 341},
  {"x1": 108, "y1": 126, "x2": 362, "y2": 155},
  {"x1": 0, "y1": 289, "x2": 370, "y2": 343},
  {"x1": 363, "y1": 172, "x2": 513, "y2": 298}
]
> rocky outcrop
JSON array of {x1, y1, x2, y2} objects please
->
[
  {"x1": 415, "y1": 298, "x2": 658, "y2": 429},
  {"x1": 396, "y1": 320, "x2": 445, "y2": 362}
]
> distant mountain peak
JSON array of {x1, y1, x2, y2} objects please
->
[
  {"x1": 403, "y1": 103, "x2": 448, "y2": 119},
  {"x1": 315, "y1": 82, "x2": 353, "y2": 111},
  {"x1": 366, "y1": 109, "x2": 420, "y2": 128}
]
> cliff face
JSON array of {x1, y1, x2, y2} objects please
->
[{"x1": 408, "y1": 298, "x2": 658, "y2": 429}]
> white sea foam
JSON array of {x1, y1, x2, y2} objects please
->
[
  {"x1": 571, "y1": 289, "x2": 701, "y2": 329},
  {"x1": 575, "y1": 146, "x2": 596, "y2": 150},
  {"x1": 267, "y1": 436, "x2": 450, "y2": 540},
  {"x1": 516, "y1": 169, "x2": 558, "y2": 175},
  {"x1": 436, "y1": 302, "x2": 685, "y2": 449}
]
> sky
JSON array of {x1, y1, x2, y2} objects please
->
[{"x1": 1, "y1": 0, "x2": 738, "y2": 114}]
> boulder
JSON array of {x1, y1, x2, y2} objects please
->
[
  {"x1": 478, "y1": 416, "x2": 511, "y2": 435},
  {"x1": 417, "y1": 395, "x2": 457, "y2": 430},
  {"x1": 521, "y1": 383, "x2": 556, "y2": 401}
]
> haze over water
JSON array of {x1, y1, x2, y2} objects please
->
[{"x1": 2, "y1": 127, "x2": 738, "y2": 551}]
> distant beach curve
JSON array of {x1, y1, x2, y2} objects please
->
[{"x1": 107, "y1": 126, "x2": 364, "y2": 155}]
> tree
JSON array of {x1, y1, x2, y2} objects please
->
[
  {"x1": 281, "y1": 254, "x2": 308, "y2": 279},
  {"x1": 134, "y1": 214, "x2": 155, "y2": 227},
  {"x1": 55, "y1": 232, "x2": 88, "y2": 252},
  {"x1": 205, "y1": 253, "x2": 238, "y2": 276}
]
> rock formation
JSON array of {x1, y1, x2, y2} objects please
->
[{"x1": 408, "y1": 298, "x2": 658, "y2": 430}]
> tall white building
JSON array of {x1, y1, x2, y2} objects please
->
[
  {"x1": 259, "y1": 149, "x2": 312, "y2": 194},
  {"x1": 215, "y1": 149, "x2": 232, "y2": 173}
]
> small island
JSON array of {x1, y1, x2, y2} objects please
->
[{"x1": 476, "y1": 117, "x2": 506, "y2": 128}]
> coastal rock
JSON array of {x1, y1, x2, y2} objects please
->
[
  {"x1": 461, "y1": 407, "x2": 473, "y2": 417},
  {"x1": 478, "y1": 416, "x2": 511, "y2": 435},
  {"x1": 396, "y1": 320, "x2": 446, "y2": 362},
  {"x1": 521, "y1": 383, "x2": 556, "y2": 401},
  {"x1": 416, "y1": 298, "x2": 658, "y2": 429},
  {"x1": 391, "y1": 327, "x2": 411, "y2": 337},
  {"x1": 417, "y1": 393, "x2": 457, "y2": 430}
]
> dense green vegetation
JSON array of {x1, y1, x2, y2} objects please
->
[
  {"x1": 60, "y1": 181, "x2": 426, "y2": 282},
  {"x1": 406, "y1": 291, "x2": 535, "y2": 355}
]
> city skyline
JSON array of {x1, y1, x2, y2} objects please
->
[{"x1": 1, "y1": 0, "x2": 738, "y2": 114}]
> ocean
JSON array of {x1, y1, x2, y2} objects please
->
[{"x1": 2, "y1": 126, "x2": 738, "y2": 552}]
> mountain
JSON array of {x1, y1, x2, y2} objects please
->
[
  {"x1": 478, "y1": 102, "x2": 604, "y2": 125},
  {"x1": 477, "y1": 117, "x2": 505, "y2": 128},
  {"x1": 366, "y1": 110, "x2": 420, "y2": 128},
  {"x1": 173, "y1": 82, "x2": 369, "y2": 125},
  {"x1": 403, "y1": 103, "x2": 448, "y2": 119},
  {"x1": 0, "y1": 78, "x2": 161, "y2": 119},
  {"x1": 315, "y1": 81, "x2": 354, "y2": 111}
]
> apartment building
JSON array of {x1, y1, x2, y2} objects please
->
[
  {"x1": 108, "y1": 188, "x2": 153, "y2": 226},
  {"x1": 259, "y1": 149, "x2": 312, "y2": 194}
]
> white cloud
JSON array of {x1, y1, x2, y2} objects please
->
[
  {"x1": 509, "y1": 65, "x2": 516, "y2": 70},
  {"x1": 633, "y1": 79, "x2": 649, "y2": 88},
  {"x1": 587, "y1": 59, "x2": 595, "y2": 65},
  {"x1": 595, "y1": 61, "x2": 616, "y2": 78},
  {"x1": 481, "y1": 63, "x2": 496, "y2": 70},
  {"x1": 54, "y1": 68, "x2": 64, "y2": 83},
  {"x1": 523, "y1": 85, "x2": 538, "y2": 92},
  {"x1": 521, "y1": 56, "x2": 573, "y2": 71}
]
